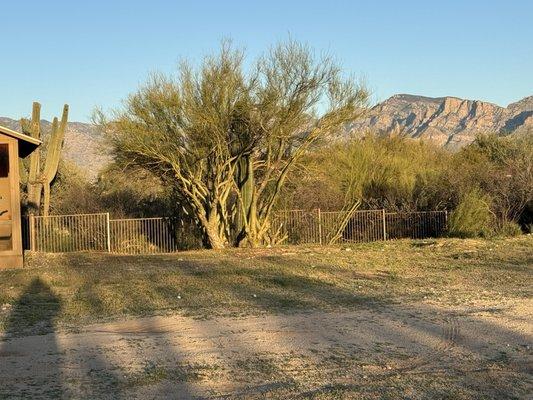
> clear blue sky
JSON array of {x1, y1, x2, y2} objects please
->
[{"x1": 2, "y1": 0, "x2": 532, "y2": 122}]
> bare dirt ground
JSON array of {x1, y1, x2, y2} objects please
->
[{"x1": 1, "y1": 299, "x2": 531, "y2": 399}]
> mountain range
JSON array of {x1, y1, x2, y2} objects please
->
[
  {"x1": 347, "y1": 94, "x2": 533, "y2": 149},
  {"x1": 1, "y1": 94, "x2": 531, "y2": 179},
  {"x1": 0, "y1": 117, "x2": 110, "y2": 180}
]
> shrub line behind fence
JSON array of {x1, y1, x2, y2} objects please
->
[
  {"x1": 271, "y1": 209, "x2": 447, "y2": 245},
  {"x1": 22, "y1": 209, "x2": 448, "y2": 254}
]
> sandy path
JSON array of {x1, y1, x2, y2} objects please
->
[{"x1": 1, "y1": 301, "x2": 532, "y2": 399}]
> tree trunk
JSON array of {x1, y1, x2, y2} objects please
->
[
  {"x1": 201, "y1": 206, "x2": 227, "y2": 249},
  {"x1": 204, "y1": 223, "x2": 226, "y2": 249}
]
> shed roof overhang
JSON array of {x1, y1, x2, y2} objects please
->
[{"x1": 0, "y1": 124, "x2": 41, "y2": 157}]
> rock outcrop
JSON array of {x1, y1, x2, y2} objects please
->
[{"x1": 347, "y1": 94, "x2": 533, "y2": 149}]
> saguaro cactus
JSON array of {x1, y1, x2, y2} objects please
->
[
  {"x1": 21, "y1": 102, "x2": 69, "y2": 216},
  {"x1": 25, "y1": 103, "x2": 42, "y2": 210}
]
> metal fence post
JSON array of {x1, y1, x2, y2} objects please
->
[
  {"x1": 105, "y1": 212, "x2": 111, "y2": 252},
  {"x1": 382, "y1": 209, "x2": 387, "y2": 241},
  {"x1": 317, "y1": 208, "x2": 322, "y2": 245},
  {"x1": 29, "y1": 213, "x2": 36, "y2": 251}
]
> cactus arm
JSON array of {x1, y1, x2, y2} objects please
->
[
  {"x1": 24, "y1": 102, "x2": 43, "y2": 211},
  {"x1": 40, "y1": 104, "x2": 68, "y2": 216},
  {"x1": 42, "y1": 105, "x2": 68, "y2": 185}
]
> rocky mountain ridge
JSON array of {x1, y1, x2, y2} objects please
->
[{"x1": 347, "y1": 94, "x2": 533, "y2": 149}]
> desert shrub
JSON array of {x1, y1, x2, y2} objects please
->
[
  {"x1": 456, "y1": 134, "x2": 533, "y2": 225},
  {"x1": 94, "y1": 164, "x2": 174, "y2": 218},
  {"x1": 285, "y1": 133, "x2": 531, "y2": 238},
  {"x1": 49, "y1": 160, "x2": 101, "y2": 215},
  {"x1": 448, "y1": 190, "x2": 495, "y2": 238},
  {"x1": 494, "y1": 221, "x2": 523, "y2": 237},
  {"x1": 283, "y1": 134, "x2": 449, "y2": 211}
]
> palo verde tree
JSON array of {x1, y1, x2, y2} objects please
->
[{"x1": 102, "y1": 40, "x2": 368, "y2": 248}]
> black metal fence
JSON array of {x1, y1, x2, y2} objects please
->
[
  {"x1": 21, "y1": 209, "x2": 448, "y2": 254},
  {"x1": 271, "y1": 209, "x2": 447, "y2": 245}
]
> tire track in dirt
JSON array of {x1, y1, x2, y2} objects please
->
[
  {"x1": 389, "y1": 313, "x2": 460, "y2": 375},
  {"x1": 284, "y1": 314, "x2": 463, "y2": 399},
  {"x1": 211, "y1": 312, "x2": 463, "y2": 399}
]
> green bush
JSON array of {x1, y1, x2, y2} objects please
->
[{"x1": 448, "y1": 191, "x2": 495, "y2": 238}]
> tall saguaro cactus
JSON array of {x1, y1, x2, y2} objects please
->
[{"x1": 21, "y1": 102, "x2": 69, "y2": 216}]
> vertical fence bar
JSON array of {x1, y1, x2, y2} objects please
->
[
  {"x1": 106, "y1": 212, "x2": 111, "y2": 252},
  {"x1": 29, "y1": 214, "x2": 36, "y2": 251},
  {"x1": 317, "y1": 208, "x2": 322, "y2": 245},
  {"x1": 381, "y1": 209, "x2": 387, "y2": 240}
]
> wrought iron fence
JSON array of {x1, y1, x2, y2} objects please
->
[
  {"x1": 109, "y1": 217, "x2": 178, "y2": 254},
  {"x1": 22, "y1": 213, "x2": 179, "y2": 254},
  {"x1": 385, "y1": 211, "x2": 447, "y2": 240},
  {"x1": 22, "y1": 209, "x2": 448, "y2": 254},
  {"x1": 271, "y1": 209, "x2": 447, "y2": 245},
  {"x1": 28, "y1": 213, "x2": 108, "y2": 253}
]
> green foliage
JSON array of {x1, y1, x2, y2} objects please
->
[
  {"x1": 283, "y1": 132, "x2": 531, "y2": 238},
  {"x1": 100, "y1": 40, "x2": 368, "y2": 248},
  {"x1": 94, "y1": 164, "x2": 173, "y2": 218},
  {"x1": 448, "y1": 191, "x2": 494, "y2": 238},
  {"x1": 284, "y1": 134, "x2": 449, "y2": 211},
  {"x1": 452, "y1": 134, "x2": 533, "y2": 226}
]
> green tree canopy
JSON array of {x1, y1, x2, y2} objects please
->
[{"x1": 100, "y1": 40, "x2": 368, "y2": 248}]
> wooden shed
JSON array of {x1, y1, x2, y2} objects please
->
[{"x1": 0, "y1": 124, "x2": 40, "y2": 268}]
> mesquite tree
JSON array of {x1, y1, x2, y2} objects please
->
[{"x1": 104, "y1": 41, "x2": 368, "y2": 248}]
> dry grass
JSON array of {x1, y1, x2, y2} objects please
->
[{"x1": 0, "y1": 236, "x2": 531, "y2": 335}]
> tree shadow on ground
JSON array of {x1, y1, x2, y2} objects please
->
[
  {"x1": 8, "y1": 250, "x2": 532, "y2": 399},
  {"x1": 0, "y1": 277, "x2": 63, "y2": 398},
  {"x1": 0, "y1": 276, "x2": 199, "y2": 399}
]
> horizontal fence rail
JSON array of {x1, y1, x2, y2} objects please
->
[{"x1": 22, "y1": 209, "x2": 448, "y2": 254}]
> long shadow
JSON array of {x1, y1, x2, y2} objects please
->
[
  {"x1": 0, "y1": 277, "x2": 63, "y2": 398},
  {"x1": 23, "y1": 251, "x2": 532, "y2": 398}
]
